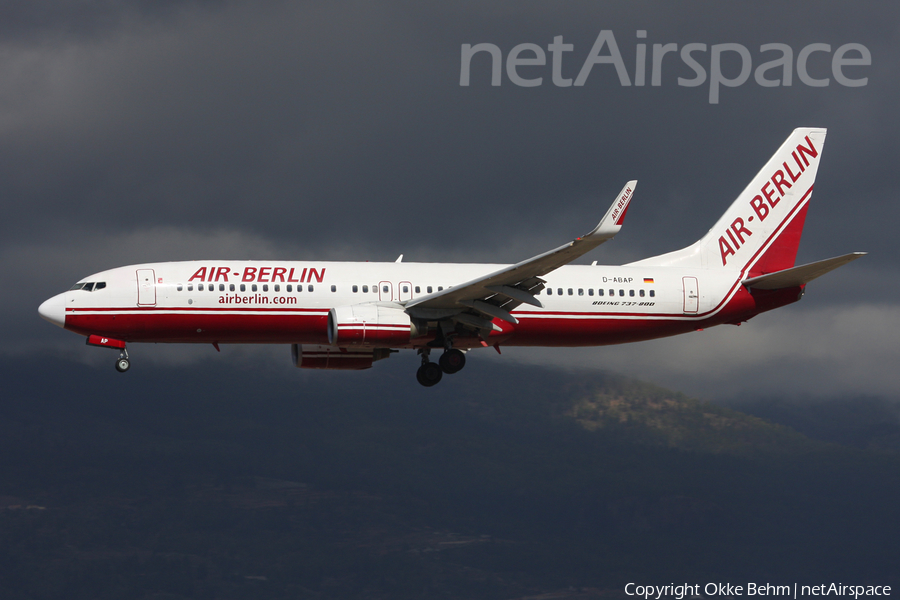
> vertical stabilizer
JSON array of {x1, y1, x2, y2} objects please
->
[{"x1": 630, "y1": 128, "x2": 826, "y2": 275}]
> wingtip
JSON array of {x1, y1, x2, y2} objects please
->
[
  {"x1": 610, "y1": 180, "x2": 637, "y2": 227},
  {"x1": 584, "y1": 181, "x2": 638, "y2": 238}
]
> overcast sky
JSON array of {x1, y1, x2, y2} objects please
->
[{"x1": 7, "y1": 1, "x2": 899, "y2": 401}]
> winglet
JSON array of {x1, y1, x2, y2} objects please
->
[{"x1": 586, "y1": 180, "x2": 637, "y2": 238}]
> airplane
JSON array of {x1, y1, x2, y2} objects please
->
[{"x1": 38, "y1": 127, "x2": 865, "y2": 386}]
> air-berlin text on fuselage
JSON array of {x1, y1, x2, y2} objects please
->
[
  {"x1": 187, "y1": 266, "x2": 326, "y2": 284},
  {"x1": 717, "y1": 135, "x2": 818, "y2": 266}
]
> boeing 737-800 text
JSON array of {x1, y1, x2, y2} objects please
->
[{"x1": 39, "y1": 128, "x2": 864, "y2": 386}]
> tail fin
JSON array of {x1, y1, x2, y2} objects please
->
[{"x1": 630, "y1": 128, "x2": 827, "y2": 275}]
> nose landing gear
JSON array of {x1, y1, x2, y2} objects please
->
[
  {"x1": 85, "y1": 335, "x2": 130, "y2": 373},
  {"x1": 115, "y1": 348, "x2": 130, "y2": 373}
]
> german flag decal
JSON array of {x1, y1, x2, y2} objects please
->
[{"x1": 643, "y1": 277, "x2": 654, "y2": 284}]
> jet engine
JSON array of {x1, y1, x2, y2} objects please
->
[{"x1": 328, "y1": 304, "x2": 427, "y2": 346}]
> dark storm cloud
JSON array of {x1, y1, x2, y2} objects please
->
[
  {"x1": 0, "y1": 1, "x2": 224, "y2": 40},
  {"x1": 7, "y1": 1, "x2": 899, "y2": 397},
  {"x1": 4, "y1": 2, "x2": 895, "y2": 258}
]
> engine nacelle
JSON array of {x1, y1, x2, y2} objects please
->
[
  {"x1": 328, "y1": 304, "x2": 426, "y2": 347},
  {"x1": 291, "y1": 344, "x2": 391, "y2": 370}
]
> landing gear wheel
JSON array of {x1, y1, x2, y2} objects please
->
[
  {"x1": 439, "y1": 348, "x2": 466, "y2": 374},
  {"x1": 115, "y1": 358, "x2": 131, "y2": 373},
  {"x1": 416, "y1": 362, "x2": 443, "y2": 387}
]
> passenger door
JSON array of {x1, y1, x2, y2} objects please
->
[
  {"x1": 137, "y1": 269, "x2": 157, "y2": 307},
  {"x1": 682, "y1": 276, "x2": 699, "y2": 314}
]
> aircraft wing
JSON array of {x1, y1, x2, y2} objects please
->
[{"x1": 404, "y1": 181, "x2": 636, "y2": 330}]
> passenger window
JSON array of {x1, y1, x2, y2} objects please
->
[
  {"x1": 609, "y1": 289, "x2": 614, "y2": 296},
  {"x1": 331, "y1": 285, "x2": 337, "y2": 292},
  {"x1": 240, "y1": 284, "x2": 246, "y2": 292},
  {"x1": 362, "y1": 285, "x2": 368, "y2": 293},
  {"x1": 629, "y1": 289, "x2": 635, "y2": 297},
  {"x1": 198, "y1": 283, "x2": 204, "y2": 291},
  {"x1": 547, "y1": 288, "x2": 552, "y2": 295},
  {"x1": 598, "y1": 289, "x2": 604, "y2": 296},
  {"x1": 588, "y1": 289, "x2": 593, "y2": 296},
  {"x1": 274, "y1": 284, "x2": 280, "y2": 292},
  {"x1": 187, "y1": 284, "x2": 193, "y2": 292},
  {"x1": 427, "y1": 286, "x2": 433, "y2": 293},
  {"x1": 308, "y1": 285, "x2": 314, "y2": 292},
  {"x1": 229, "y1": 284, "x2": 235, "y2": 292},
  {"x1": 382, "y1": 285, "x2": 389, "y2": 293},
  {"x1": 438, "y1": 286, "x2": 443, "y2": 291},
  {"x1": 557, "y1": 288, "x2": 562, "y2": 295},
  {"x1": 177, "y1": 284, "x2": 183, "y2": 291},
  {"x1": 402, "y1": 285, "x2": 409, "y2": 293},
  {"x1": 252, "y1": 284, "x2": 257, "y2": 292},
  {"x1": 262, "y1": 284, "x2": 268, "y2": 292},
  {"x1": 220, "y1": 284, "x2": 225, "y2": 292},
  {"x1": 650, "y1": 290, "x2": 655, "y2": 297},
  {"x1": 352, "y1": 285, "x2": 358, "y2": 293},
  {"x1": 287, "y1": 284, "x2": 292, "y2": 292},
  {"x1": 415, "y1": 286, "x2": 420, "y2": 293},
  {"x1": 578, "y1": 289, "x2": 584, "y2": 296},
  {"x1": 639, "y1": 289, "x2": 645, "y2": 297},
  {"x1": 619, "y1": 289, "x2": 625, "y2": 297}
]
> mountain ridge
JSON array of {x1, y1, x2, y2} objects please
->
[{"x1": 1, "y1": 357, "x2": 898, "y2": 598}]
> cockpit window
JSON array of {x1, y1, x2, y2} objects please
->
[{"x1": 69, "y1": 281, "x2": 106, "y2": 291}]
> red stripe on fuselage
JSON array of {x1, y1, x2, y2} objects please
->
[
  {"x1": 64, "y1": 284, "x2": 802, "y2": 348},
  {"x1": 66, "y1": 311, "x2": 331, "y2": 344}
]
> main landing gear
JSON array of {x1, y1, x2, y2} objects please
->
[{"x1": 416, "y1": 347, "x2": 467, "y2": 387}]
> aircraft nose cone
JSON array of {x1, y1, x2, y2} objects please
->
[{"x1": 38, "y1": 293, "x2": 67, "y2": 328}]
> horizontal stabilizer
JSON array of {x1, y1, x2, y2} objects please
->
[{"x1": 742, "y1": 252, "x2": 866, "y2": 290}]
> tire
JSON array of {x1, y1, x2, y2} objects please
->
[
  {"x1": 416, "y1": 362, "x2": 443, "y2": 387},
  {"x1": 439, "y1": 348, "x2": 466, "y2": 374},
  {"x1": 115, "y1": 358, "x2": 130, "y2": 373}
]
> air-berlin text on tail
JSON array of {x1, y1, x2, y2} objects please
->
[
  {"x1": 187, "y1": 266, "x2": 326, "y2": 284},
  {"x1": 718, "y1": 135, "x2": 818, "y2": 266}
]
